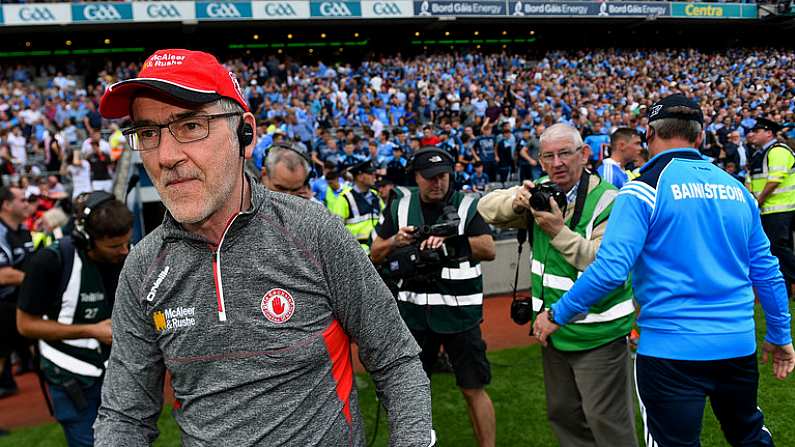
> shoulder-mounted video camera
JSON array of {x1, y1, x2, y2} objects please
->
[{"x1": 382, "y1": 205, "x2": 468, "y2": 280}]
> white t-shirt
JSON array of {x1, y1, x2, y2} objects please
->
[
  {"x1": 81, "y1": 138, "x2": 111, "y2": 156},
  {"x1": 7, "y1": 133, "x2": 26, "y2": 164},
  {"x1": 67, "y1": 160, "x2": 92, "y2": 198}
]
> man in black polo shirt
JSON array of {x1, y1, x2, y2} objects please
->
[{"x1": 0, "y1": 186, "x2": 34, "y2": 399}]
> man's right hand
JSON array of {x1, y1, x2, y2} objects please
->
[
  {"x1": 512, "y1": 180, "x2": 535, "y2": 214},
  {"x1": 91, "y1": 319, "x2": 113, "y2": 345},
  {"x1": 393, "y1": 226, "x2": 417, "y2": 248},
  {"x1": 761, "y1": 341, "x2": 795, "y2": 380}
]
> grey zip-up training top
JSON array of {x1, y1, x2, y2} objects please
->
[{"x1": 94, "y1": 178, "x2": 433, "y2": 446}]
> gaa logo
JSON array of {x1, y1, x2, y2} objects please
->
[
  {"x1": 261, "y1": 288, "x2": 295, "y2": 324},
  {"x1": 83, "y1": 5, "x2": 122, "y2": 20},
  {"x1": 206, "y1": 2, "x2": 242, "y2": 18},
  {"x1": 373, "y1": 2, "x2": 403, "y2": 15},
  {"x1": 264, "y1": 2, "x2": 298, "y2": 16},
  {"x1": 147, "y1": 4, "x2": 182, "y2": 18},
  {"x1": 19, "y1": 7, "x2": 56, "y2": 21},
  {"x1": 319, "y1": 1, "x2": 353, "y2": 16}
]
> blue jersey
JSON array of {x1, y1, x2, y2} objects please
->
[
  {"x1": 596, "y1": 158, "x2": 629, "y2": 189},
  {"x1": 552, "y1": 148, "x2": 792, "y2": 361},
  {"x1": 584, "y1": 134, "x2": 610, "y2": 161}
]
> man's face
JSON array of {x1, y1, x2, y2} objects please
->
[
  {"x1": 746, "y1": 128, "x2": 772, "y2": 147},
  {"x1": 356, "y1": 172, "x2": 375, "y2": 188},
  {"x1": 623, "y1": 135, "x2": 643, "y2": 163},
  {"x1": 3, "y1": 188, "x2": 31, "y2": 221},
  {"x1": 539, "y1": 135, "x2": 586, "y2": 191},
  {"x1": 262, "y1": 162, "x2": 310, "y2": 199},
  {"x1": 132, "y1": 96, "x2": 240, "y2": 225},
  {"x1": 90, "y1": 230, "x2": 132, "y2": 265},
  {"x1": 416, "y1": 172, "x2": 450, "y2": 203}
]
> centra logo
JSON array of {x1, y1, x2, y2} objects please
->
[
  {"x1": 206, "y1": 2, "x2": 242, "y2": 18},
  {"x1": 19, "y1": 7, "x2": 57, "y2": 21},
  {"x1": 319, "y1": 1, "x2": 352, "y2": 16}
]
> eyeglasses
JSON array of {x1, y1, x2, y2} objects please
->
[
  {"x1": 539, "y1": 146, "x2": 582, "y2": 163},
  {"x1": 122, "y1": 112, "x2": 241, "y2": 151}
]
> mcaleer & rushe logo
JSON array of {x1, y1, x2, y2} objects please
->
[{"x1": 153, "y1": 306, "x2": 196, "y2": 333}]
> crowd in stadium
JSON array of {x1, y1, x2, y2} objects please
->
[{"x1": 0, "y1": 48, "x2": 793, "y2": 217}]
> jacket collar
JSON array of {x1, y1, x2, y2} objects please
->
[{"x1": 640, "y1": 148, "x2": 704, "y2": 175}]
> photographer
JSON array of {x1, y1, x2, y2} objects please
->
[
  {"x1": 477, "y1": 123, "x2": 637, "y2": 447},
  {"x1": 371, "y1": 147, "x2": 497, "y2": 447},
  {"x1": 16, "y1": 192, "x2": 132, "y2": 447}
]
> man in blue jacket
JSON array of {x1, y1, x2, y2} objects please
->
[{"x1": 534, "y1": 94, "x2": 794, "y2": 446}]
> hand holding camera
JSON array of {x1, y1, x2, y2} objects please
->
[{"x1": 514, "y1": 180, "x2": 568, "y2": 238}]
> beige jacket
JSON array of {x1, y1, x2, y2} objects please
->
[{"x1": 476, "y1": 175, "x2": 610, "y2": 271}]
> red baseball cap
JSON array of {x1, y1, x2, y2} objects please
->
[{"x1": 99, "y1": 49, "x2": 250, "y2": 119}]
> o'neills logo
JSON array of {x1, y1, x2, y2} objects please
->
[
  {"x1": 146, "y1": 266, "x2": 170, "y2": 302},
  {"x1": 146, "y1": 53, "x2": 187, "y2": 68},
  {"x1": 261, "y1": 288, "x2": 295, "y2": 324},
  {"x1": 153, "y1": 306, "x2": 196, "y2": 333}
]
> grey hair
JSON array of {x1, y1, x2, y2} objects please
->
[
  {"x1": 264, "y1": 145, "x2": 310, "y2": 177},
  {"x1": 539, "y1": 123, "x2": 583, "y2": 149},
  {"x1": 216, "y1": 98, "x2": 245, "y2": 148},
  {"x1": 649, "y1": 115, "x2": 702, "y2": 143}
]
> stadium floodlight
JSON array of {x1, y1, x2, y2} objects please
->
[
  {"x1": 253, "y1": 34, "x2": 259, "y2": 40},
  {"x1": 474, "y1": 31, "x2": 479, "y2": 36},
  {"x1": 321, "y1": 33, "x2": 326, "y2": 38},
  {"x1": 104, "y1": 39, "x2": 111, "y2": 45},
  {"x1": 287, "y1": 34, "x2": 293, "y2": 39}
]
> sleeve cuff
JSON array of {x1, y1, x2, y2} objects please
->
[{"x1": 550, "y1": 300, "x2": 572, "y2": 326}]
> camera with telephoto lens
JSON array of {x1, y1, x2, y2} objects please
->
[
  {"x1": 382, "y1": 206, "x2": 467, "y2": 280},
  {"x1": 529, "y1": 183, "x2": 567, "y2": 212}
]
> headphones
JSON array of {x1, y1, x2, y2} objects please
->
[
  {"x1": 72, "y1": 191, "x2": 115, "y2": 249},
  {"x1": 237, "y1": 121, "x2": 254, "y2": 157},
  {"x1": 406, "y1": 146, "x2": 456, "y2": 174}
]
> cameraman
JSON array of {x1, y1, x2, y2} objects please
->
[
  {"x1": 478, "y1": 123, "x2": 637, "y2": 447},
  {"x1": 16, "y1": 192, "x2": 132, "y2": 447},
  {"x1": 371, "y1": 147, "x2": 497, "y2": 447}
]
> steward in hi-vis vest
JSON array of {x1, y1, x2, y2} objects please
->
[
  {"x1": 331, "y1": 160, "x2": 383, "y2": 255},
  {"x1": 746, "y1": 117, "x2": 795, "y2": 290}
]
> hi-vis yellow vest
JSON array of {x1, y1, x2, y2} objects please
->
[{"x1": 748, "y1": 141, "x2": 795, "y2": 215}]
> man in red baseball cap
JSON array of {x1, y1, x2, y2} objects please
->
[{"x1": 94, "y1": 49, "x2": 434, "y2": 447}]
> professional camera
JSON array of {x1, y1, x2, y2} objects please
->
[
  {"x1": 529, "y1": 183, "x2": 567, "y2": 212},
  {"x1": 382, "y1": 206, "x2": 468, "y2": 279}
]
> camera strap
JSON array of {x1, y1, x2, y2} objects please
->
[{"x1": 567, "y1": 169, "x2": 591, "y2": 231}]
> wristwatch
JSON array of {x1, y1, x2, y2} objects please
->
[{"x1": 546, "y1": 307, "x2": 556, "y2": 325}]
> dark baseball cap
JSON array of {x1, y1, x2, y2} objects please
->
[
  {"x1": 348, "y1": 160, "x2": 376, "y2": 176},
  {"x1": 647, "y1": 94, "x2": 703, "y2": 126},
  {"x1": 751, "y1": 117, "x2": 782, "y2": 133},
  {"x1": 413, "y1": 148, "x2": 453, "y2": 179}
]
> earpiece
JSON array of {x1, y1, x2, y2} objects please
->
[
  {"x1": 72, "y1": 191, "x2": 115, "y2": 249},
  {"x1": 238, "y1": 122, "x2": 254, "y2": 157}
]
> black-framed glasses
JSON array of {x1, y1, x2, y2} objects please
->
[{"x1": 122, "y1": 112, "x2": 241, "y2": 151}]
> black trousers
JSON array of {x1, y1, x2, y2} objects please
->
[
  {"x1": 760, "y1": 211, "x2": 795, "y2": 291},
  {"x1": 636, "y1": 354, "x2": 773, "y2": 447}
]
